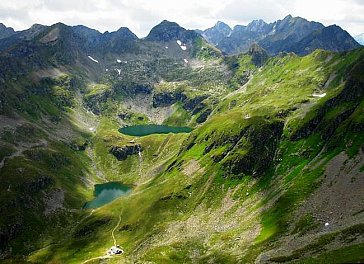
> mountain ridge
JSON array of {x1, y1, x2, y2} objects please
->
[
  {"x1": 1, "y1": 15, "x2": 360, "y2": 57},
  {"x1": 198, "y1": 15, "x2": 360, "y2": 55}
]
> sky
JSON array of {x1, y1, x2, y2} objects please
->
[{"x1": 0, "y1": 0, "x2": 363, "y2": 37}]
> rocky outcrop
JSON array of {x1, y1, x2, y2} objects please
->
[
  {"x1": 196, "y1": 108, "x2": 212, "y2": 123},
  {"x1": 84, "y1": 90, "x2": 112, "y2": 115},
  {"x1": 153, "y1": 92, "x2": 209, "y2": 117},
  {"x1": 114, "y1": 84, "x2": 152, "y2": 96},
  {"x1": 183, "y1": 95, "x2": 208, "y2": 112},
  {"x1": 248, "y1": 43, "x2": 269, "y2": 67},
  {"x1": 153, "y1": 92, "x2": 187, "y2": 107},
  {"x1": 109, "y1": 144, "x2": 142, "y2": 161},
  {"x1": 118, "y1": 112, "x2": 131, "y2": 120},
  {"x1": 70, "y1": 141, "x2": 88, "y2": 151}
]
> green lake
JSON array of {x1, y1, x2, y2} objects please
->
[
  {"x1": 119, "y1": 124, "x2": 192, "y2": 136},
  {"x1": 84, "y1": 182, "x2": 131, "y2": 209}
]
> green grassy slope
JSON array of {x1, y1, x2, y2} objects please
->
[
  {"x1": 19, "y1": 48, "x2": 364, "y2": 263},
  {"x1": 0, "y1": 42, "x2": 363, "y2": 263}
]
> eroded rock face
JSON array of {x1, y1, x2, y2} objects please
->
[
  {"x1": 114, "y1": 84, "x2": 152, "y2": 96},
  {"x1": 109, "y1": 144, "x2": 142, "y2": 161},
  {"x1": 204, "y1": 119, "x2": 284, "y2": 177},
  {"x1": 183, "y1": 95, "x2": 208, "y2": 112},
  {"x1": 152, "y1": 92, "x2": 211, "y2": 121},
  {"x1": 152, "y1": 92, "x2": 187, "y2": 107},
  {"x1": 221, "y1": 121, "x2": 283, "y2": 176}
]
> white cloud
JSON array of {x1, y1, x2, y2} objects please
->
[
  {"x1": 0, "y1": 0, "x2": 363, "y2": 36},
  {"x1": 289, "y1": 0, "x2": 364, "y2": 34}
]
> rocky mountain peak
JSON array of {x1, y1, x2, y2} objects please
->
[
  {"x1": 248, "y1": 43, "x2": 269, "y2": 67},
  {"x1": 289, "y1": 24, "x2": 361, "y2": 55},
  {"x1": 0, "y1": 23, "x2": 15, "y2": 39},
  {"x1": 145, "y1": 20, "x2": 199, "y2": 42},
  {"x1": 283, "y1": 14, "x2": 293, "y2": 20},
  {"x1": 215, "y1": 21, "x2": 232, "y2": 31},
  {"x1": 201, "y1": 20, "x2": 232, "y2": 45},
  {"x1": 202, "y1": 15, "x2": 344, "y2": 55},
  {"x1": 0, "y1": 23, "x2": 8, "y2": 29},
  {"x1": 113, "y1": 27, "x2": 138, "y2": 40},
  {"x1": 246, "y1": 19, "x2": 268, "y2": 32}
]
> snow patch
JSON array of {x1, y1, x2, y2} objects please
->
[
  {"x1": 89, "y1": 127, "x2": 95, "y2": 132},
  {"x1": 165, "y1": 46, "x2": 168, "y2": 49},
  {"x1": 124, "y1": 61, "x2": 128, "y2": 64},
  {"x1": 325, "y1": 222, "x2": 329, "y2": 227},
  {"x1": 117, "y1": 59, "x2": 122, "y2": 63},
  {"x1": 116, "y1": 69, "x2": 121, "y2": 75},
  {"x1": 88, "y1": 56, "x2": 99, "y2": 63},
  {"x1": 106, "y1": 69, "x2": 108, "y2": 72},
  {"x1": 176, "y1": 40, "x2": 187, "y2": 50},
  {"x1": 313, "y1": 93, "x2": 326, "y2": 98},
  {"x1": 184, "y1": 59, "x2": 189, "y2": 63}
]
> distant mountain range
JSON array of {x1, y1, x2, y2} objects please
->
[
  {"x1": 198, "y1": 15, "x2": 361, "y2": 55},
  {"x1": 355, "y1": 33, "x2": 364, "y2": 45},
  {"x1": 0, "y1": 15, "x2": 361, "y2": 59},
  {"x1": 0, "y1": 20, "x2": 205, "y2": 58}
]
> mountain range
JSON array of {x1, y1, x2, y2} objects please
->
[
  {"x1": 198, "y1": 15, "x2": 361, "y2": 55},
  {"x1": 0, "y1": 15, "x2": 363, "y2": 264},
  {"x1": 0, "y1": 15, "x2": 361, "y2": 57}
]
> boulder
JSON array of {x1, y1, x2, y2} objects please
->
[{"x1": 109, "y1": 144, "x2": 142, "y2": 161}]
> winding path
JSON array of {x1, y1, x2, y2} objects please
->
[
  {"x1": 81, "y1": 255, "x2": 111, "y2": 264},
  {"x1": 112, "y1": 212, "x2": 123, "y2": 246},
  {"x1": 81, "y1": 201, "x2": 125, "y2": 263}
]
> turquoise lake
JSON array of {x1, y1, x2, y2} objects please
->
[
  {"x1": 119, "y1": 124, "x2": 192, "y2": 136},
  {"x1": 84, "y1": 182, "x2": 131, "y2": 209}
]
